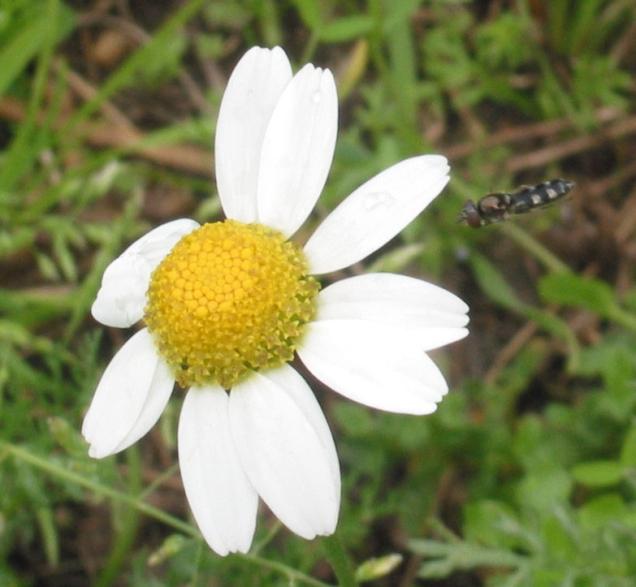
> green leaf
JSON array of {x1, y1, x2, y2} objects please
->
[
  {"x1": 572, "y1": 460, "x2": 624, "y2": 487},
  {"x1": 530, "y1": 568, "x2": 569, "y2": 587},
  {"x1": 48, "y1": 416, "x2": 87, "y2": 456},
  {"x1": 516, "y1": 467, "x2": 573, "y2": 510},
  {"x1": 577, "y1": 493, "x2": 627, "y2": 530},
  {"x1": 409, "y1": 539, "x2": 452, "y2": 558},
  {"x1": 413, "y1": 539, "x2": 525, "y2": 579},
  {"x1": 468, "y1": 252, "x2": 525, "y2": 311},
  {"x1": 620, "y1": 426, "x2": 636, "y2": 468},
  {"x1": 35, "y1": 506, "x2": 59, "y2": 566},
  {"x1": 538, "y1": 273, "x2": 616, "y2": 316},
  {"x1": 540, "y1": 515, "x2": 577, "y2": 561},
  {"x1": 319, "y1": 15, "x2": 375, "y2": 42},
  {"x1": 52, "y1": 231, "x2": 77, "y2": 282},
  {"x1": 35, "y1": 252, "x2": 60, "y2": 281},
  {"x1": 464, "y1": 500, "x2": 525, "y2": 549},
  {"x1": 0, "y1": 2, "x2": 74, "y2": 99},
  {"x1": 368, "y1": 243, "x2": 424, "y2": 272},
  {"x1": 468, "y1": 255, "x2": 580, "y2": 368},
  {"x1": 382, "y1": 0, "x2": 420, "y2": 33},
  {"x1": 565, "y1": 0, "x2": 605, "y2": 54},
  {"x1": 290, "y1": 0, "x2": 322, "y2": 29}
]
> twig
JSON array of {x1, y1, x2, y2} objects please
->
[
  {"x1": 615, "y1": 185, "x2": 636, "y2": 245},
  {"x1": 55, "y1": 60, "x2": 136, "y2": 129},
  {"x1": 484, "y1": 321, "x2": 538, "y2": 385},
  {"x1": 587, "y1": 158, "x2": 636, "y2": 198},
  {"x1": 0, "y1": 96, "x2": 212, "y2": 176},
  {"x1": 445, "y1": 107, "x2": 621, "y2": 160},
  {"x1": 88, "y1": 122, "x2": 212, "y2": 175},
  {"x1": 78, "y1": 14, "x2": 213, "y2": 114},
  {"x1": 505, "y1": 115, "x2": 636, "y2": 173},
  {"x1": 610, "y1": 15, "x2": 636, "y2": 63}
]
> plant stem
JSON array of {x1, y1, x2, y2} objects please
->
[
  {"x1": 3, "y1": 442, "x2": 197, "y2": 537},
  {"x1": 499, "y1": 223, "x2": 570, "y2": 274},
  {"x1": 322, "y1": 533, "x2": 357, "y2": 587},
  {"x1": 237, "y1": 552, "x2": 334, "y2": 587},
  {"x1": 95, "y1": 447, "x2": 142, "y2": 587},
  {"x1": 608, "y1": 306, "x2": 636, "y2": 333},
  {"x1": 3, "y1": 442, "x2": 334, "y2": 587}
]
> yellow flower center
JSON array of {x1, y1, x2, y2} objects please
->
[{"x1": 144, "y1": 220, "x2": 319, "y2": 389}]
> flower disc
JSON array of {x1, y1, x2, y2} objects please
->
[{"x1": 145, "y1": 220, "x2": 319, "y2": 388}]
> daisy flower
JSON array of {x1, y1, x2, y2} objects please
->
[{"x1": 83, "y1": 46, "x2": 469, "y2": 555}]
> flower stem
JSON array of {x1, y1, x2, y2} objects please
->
[
  {"x1": 322, "y1": 533, "x2": 358, "y2": 587},
  {"x1": 608, "y1": 305, "x2": 636, "y2": 333},
  {"x1": 2, "y1": 442, "x2": 197, "y2": 536},
  {"x1": 499, "y1": 223, "x2": 570, "y2": 274},
  {"x1": 3, "y1": 442, "x2": 333, "y2": 587},
  {"x1": 251, "y1": 520, "x2": 282, "y2": 555},
  {"x1": 237, "y1": 552, "x2": 334, "y2": 587},
  {"x1": 94, "y1": 447, "x2": 142, "y2": 587}
]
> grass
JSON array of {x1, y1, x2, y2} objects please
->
[{"x1": 1, "y1": 0, "x2": 636, "y2": 585}]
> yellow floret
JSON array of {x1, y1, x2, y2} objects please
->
[{"x1": 144, "y1": 220, "x2": 319, "y2": 388}]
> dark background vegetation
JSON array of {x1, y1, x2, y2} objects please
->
[{"x1": 1, "y1": 0, "x2": 636, "y2": 585}]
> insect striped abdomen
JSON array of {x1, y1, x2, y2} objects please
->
[{"x1": 509, "y1": 179, "x2": 574, "y2": 215}]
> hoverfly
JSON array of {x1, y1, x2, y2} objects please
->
[{"x1": 459, "y1": 179, "x2": 575, "y2": 228}]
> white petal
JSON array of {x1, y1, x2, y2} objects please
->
[
  {"x1": 82, "y1": 328, "x2": 174, "y2": 458},
  {"x1": 257, "y1": 64, "x2": 338, "y2": 237},
  {"x1": 297, "y1": 320, "x2": 448, "y2": 415},
  {"x1": 92, "y1": 219, "x2": 199, "y2": 328},
  {"x1": 304, "y1": 155, "x2": 450, "y2": 274},
  {"x1": 230, "y1": 365, "x2": 340, "y2": 539},
  {"x1": 179, "y1": 387, "x2": 258, "y2": 556},
  {"x1": 215, "y1": 46, "x2": 292, "y2": 223},
  {"x1": 317, "y1": 273, "x2": 469, "y2": 351}
]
